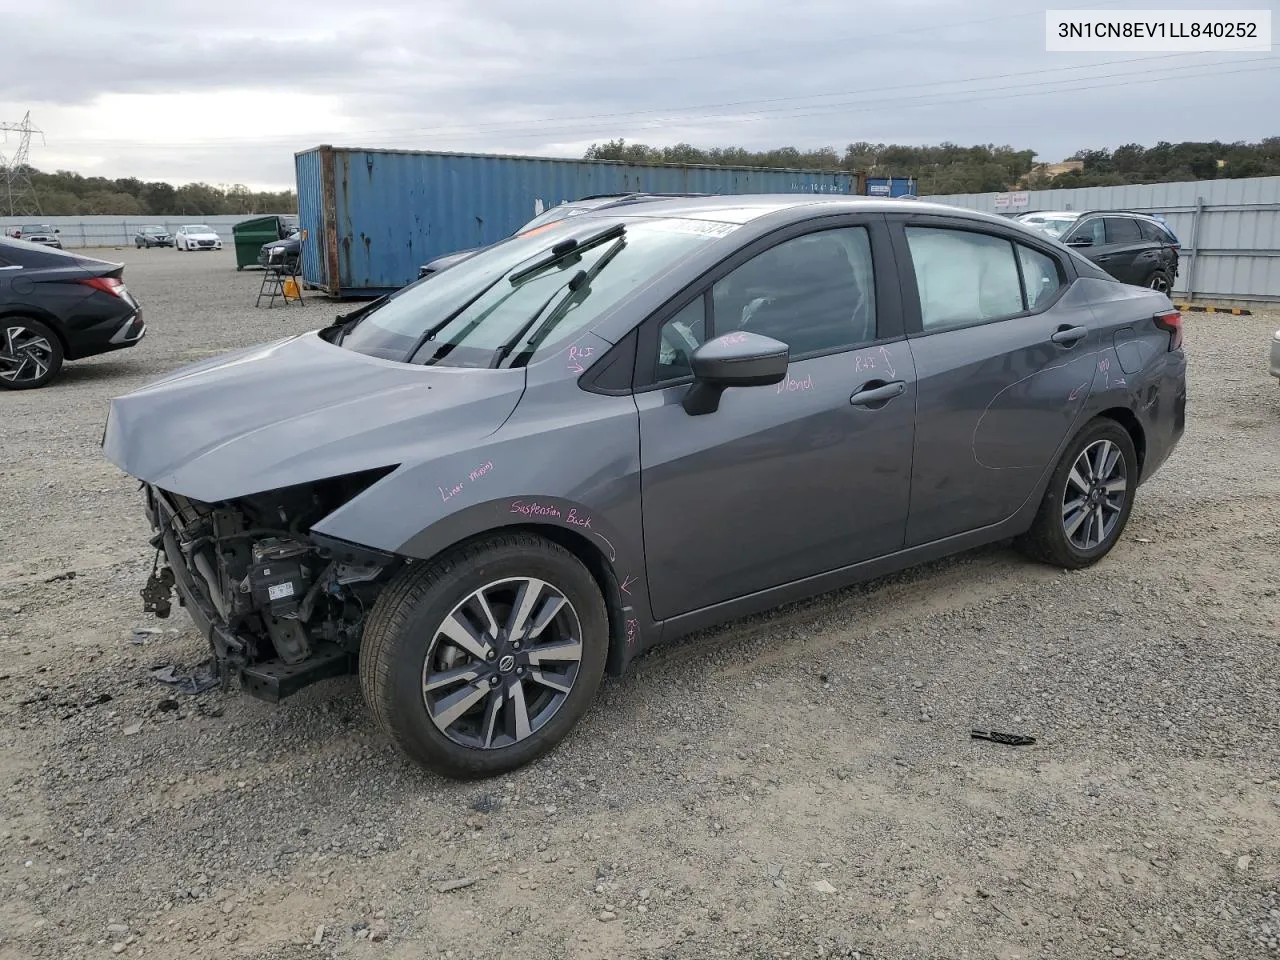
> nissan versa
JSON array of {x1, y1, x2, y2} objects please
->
[{"x1": 102, "y1": 196, "x2": 1187, "y2": 778}]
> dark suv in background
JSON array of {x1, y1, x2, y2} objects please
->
[{"x1": 1015, "y1": 210, "x2": 1180, "y2": 293}]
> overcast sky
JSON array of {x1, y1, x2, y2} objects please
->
[{"x1": 2, "y1": 0, "x2": 1277, "y2": 191}]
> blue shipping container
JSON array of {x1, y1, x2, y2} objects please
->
[
  {"x1": 865, "y1": 177, "x2": 917, "y2": 198},
  {"x1": 295, "y1": 146, "x2": 858, "y2": 297}
]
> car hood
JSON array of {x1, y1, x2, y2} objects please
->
[
  {"x1": 185, "y1": 232, "x2": 219, "y2": 240},
  {"x1": 102, "y1": 331, "x2": 526, "y2": 503}
]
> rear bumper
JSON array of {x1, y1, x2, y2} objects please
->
[{"x1": 1138, "y1": 350, "x2": 1187, "y2": 483}]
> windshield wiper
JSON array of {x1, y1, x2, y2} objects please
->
[
  {"x1": 507, "y1": 223, "x2": 625, "y2": 285},
  {"x1": 327, "y1": 294, "x2": 389, "y2": 344},
  {"x1": 405, "y1": 272, "x2": 510, "y2": 365},
  {"x1": 491, "y1": 235, "x2": 627, "y2": 369}
]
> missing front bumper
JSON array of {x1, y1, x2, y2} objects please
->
[{"x1": 144, "y1": 485, "x2": 359, "y2": 703}]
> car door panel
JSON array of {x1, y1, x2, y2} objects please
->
[
  {"x1": 892, "y1": 218, "x2": 1101, "y2": 546},
  {"x1": 636, "y1": 216, "x2": 915, "y2": 622},
  {"x1": 638, "y1": 342, "x2": 915, "y2": 620}
]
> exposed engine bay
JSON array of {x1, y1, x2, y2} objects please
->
[{"x1": 140, "y1": 469, "x2": 399, "y2": 701}]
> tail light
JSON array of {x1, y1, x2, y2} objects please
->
[
  {"x1": 79, "y1": 276, "x2": 129, "y2": 300},
  {"x1": 1154, "y1": 309, "x2": 1182, "y2": 351}
]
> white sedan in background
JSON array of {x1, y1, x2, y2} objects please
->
[{"x1": 174, "y1": 224, "x2": 222, "y2": 251}]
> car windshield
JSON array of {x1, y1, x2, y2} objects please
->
[
  {"x1": 185, "y1": 225, "x2": 212, "y2": 233},
  {"x1": 339, "y1": 215, "x2": 729, "y2": 368},
  {"x1": 1021, "y1": 216, "x2": 1076, "y2": 238},
  {"x1": 22, "y1": 225, "x2": 52, "y2": 233},
  {"x1": 142, "y1": 226, "x2": 164, "y2": 234}
]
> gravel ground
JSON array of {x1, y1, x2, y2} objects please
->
[{"x1": 1, "y1": 247, "x2": 1278, "y2": 960}]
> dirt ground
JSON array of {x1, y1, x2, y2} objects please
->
[{"x1": 1, "y1": 247, "x2": 1278, "y2": 960}]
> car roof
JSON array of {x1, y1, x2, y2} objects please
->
[{"x1": 568, "y1": 193, "x2": 1027, "y2": 230}]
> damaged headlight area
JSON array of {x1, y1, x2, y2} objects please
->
[{"x1": 141, "y1": 467, "x2": 400, "y2": 702}]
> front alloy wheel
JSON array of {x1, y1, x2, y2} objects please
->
[
  {"x1": 0, "y1": 320, "x2": 63, "y2": 389},
  {"x1": 360, "y1": 533, "x2": 609, "y2": 778},
  {"x1": 423, "y1": 577, "x2": 583, "y2": 749}
]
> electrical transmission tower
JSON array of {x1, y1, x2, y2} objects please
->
[{"x1": 0, "y1": 112, "x2": 44, "y2": 217}]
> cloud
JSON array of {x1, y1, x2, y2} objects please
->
[{"x1": 1, "y1": 0, "x2": 1275, "y2": 189}]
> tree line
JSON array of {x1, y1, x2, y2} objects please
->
[
  {"x1": 21, "y1": 168, "x2": 297, "y2": 217},
  {"x1": 583, "y1": 138, "x2": 1280, "y2": 194}
]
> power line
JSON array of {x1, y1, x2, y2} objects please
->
[
  {"x1": 0, "y1": 112, "x2": 44, "y2": 217},
  {"x1": 47, "y1": 51, "x2": 1252, "y2": 149},
  {"x1": 246, "y1": 57, "x2": 1280, "y2": 150}
]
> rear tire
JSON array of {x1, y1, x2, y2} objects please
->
[
  {"x1": 1146, "y1": 270, "x2": 1171, "y2": 294},
  {"x1": 1015, "y1": 418, "x2": 1137, "y2": 569},
  {"x1": 360, "y1": 533, "x2": 609, "y2": 779},
  {"x1": 0, "y1": 317, "x2": 64, "y2": 390}
]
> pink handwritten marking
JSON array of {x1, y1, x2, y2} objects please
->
[
  {"x1": 567, "y1": 344, "x2": 594, "y2": 374},
  {"x1": 440, "y1": 461, "x2": 494, "y2": 502},
  {"x1": 878, "y1": 346, "x2": 896, "y2": 378},
  {"x1": 854, "y1": 354, "x2": 878, "y2": 373},
  {"x1": 564, "y1": 508, "x2": 592, "y2": 530},
  {"x1": 718, "y1": 332, "x2": 749, "y2": 346},
  {"x1": 1067, "y1": 380, "x2": 1089, "y2": 402},
  {"x1": 1098, "y1": 358, "x2": 1110, "y2": 372},
  {"x1": 776, "y1": 374, "x2": 814, "y2": 394},
  {"x1": 620, "y1": 575, "x2": 637, "y2": 595},
  {"x1": 625, "y1": 618, "x2": 639, "y2": 649},
  {"x1": 510, "y1": 500, "x2": 562, "y2": 519}
]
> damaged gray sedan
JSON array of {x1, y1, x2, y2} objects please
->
[{"x1": 103, "y1": 196, "x2": 1186, "y2": 778}]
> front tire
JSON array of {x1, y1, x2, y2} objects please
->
[
  {"x1": 1016, "y1": 418, "x2": 1137, "y2": 568},
  {"x1": 360, "y1": 533, "x2": 609, "y2": 779},
  {"x1": 0, "y1": 318, "x2": 64, "y2": 390}
]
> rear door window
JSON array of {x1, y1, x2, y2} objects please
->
[{"x1": 1105, "y1": 217, "x2": 1143, "y2": 244}]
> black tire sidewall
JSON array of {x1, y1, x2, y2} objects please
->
[
  {"x1": 1148, "y1": 270, "x2": 1170, "y2": 291},
  {"x1": 0, "y1": 317, "x2": 64, "y2": 390},
  {"x1": 1045, "y1": 419, "x2": 1138, "y2": 564},
  {"x1": 370, "y1": 541, "x2": 608, "y2": 777}
]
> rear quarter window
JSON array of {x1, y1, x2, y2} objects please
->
[{"x1": 1104, "y1": 218, "x2": 1143, "y2": 243}]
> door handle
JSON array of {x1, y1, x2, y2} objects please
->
[
  {"x1": 850, "y1": 379, "x2": 906, "y2": 406},
  {"x1": 1050, "y1": 325, "x2": 1088, "y2": 347},
  {"x1": 1094, "y1": 255, "x2": 1113, "y2": 261}
]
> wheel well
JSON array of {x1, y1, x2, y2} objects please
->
[
  {"x1": 436, "y1": 522, "x2": 628, "y2": 675},
  {"x1": 1096, "y1": 407, "x2": 1146, "y2": 474}
]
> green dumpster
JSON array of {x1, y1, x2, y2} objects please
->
[{"x1": 232, "y1": 215, "x2": 292, "y2": 270}]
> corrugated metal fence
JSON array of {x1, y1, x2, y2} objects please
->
[
  {"x1": 923, "y1": 175, "x2": 1280, "y2": 304},
  {"x1": 0, "y1": 214, "x2": 293, "y2": 249}
]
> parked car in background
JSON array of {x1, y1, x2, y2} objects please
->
[
  {"x1": 257, "y1": 230, "x2": 301, "y2": 272},
  {"x1": 102, "y1": 195, "x2": 1186, "y2": 778},
  {"x1": 0, "y1": 237, "x2": 144, "y2": 389},
  {"x1": 1270, "y1": 328, "x2": 1280, "y2": 384},
  {"x1": 175, "y1": 224, "x2": 222, "y2": 251},
  {"x1": 417, "y1": 193, "x2": 711, "y2": 279},
  {"x1": 134, "y1": 226, "x2": 174, "y2": 248},
  {"x1": 1015, "y1": 210, "x2": 1179, "y2": 293},
  {"x1": 13, "y1": 224, "x2": 63, "y2": 249}
]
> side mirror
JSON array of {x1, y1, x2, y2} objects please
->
[
  {"x1": 682, "y1": 330, "x2": 790, "y2": 416},
  {"x1": 1066, "y1": 236, "x2": 1092, "y2": 247},
  {"x1": 54, "y1": 228, "x2": 61, "y2": 234}
]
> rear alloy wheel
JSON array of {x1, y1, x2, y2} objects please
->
[
  {"x1": 0, "y1": 318, "x2": 63, "y2": 390},
  {"x1": 1147, "y1": 270, "x2": 1171, "y2": 294},
  {"x1": 1015, "y1": 418, "x2": 1137, "y2": 568},
  {"x1": 360, "y1": 533, "x2": 608, "y2": 778}
]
